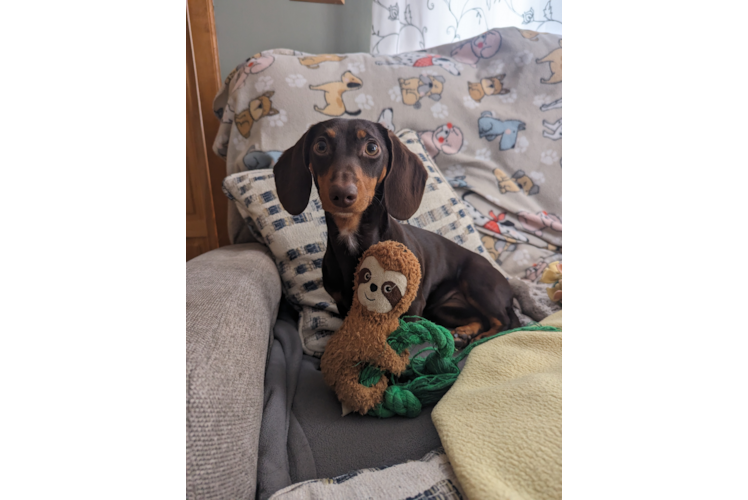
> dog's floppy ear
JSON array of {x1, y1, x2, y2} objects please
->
[
  {"x1": 378, "y1": 125, "x2": 428, "y2": 221},
  {"x1": 274, "y1": 127, "x2": 314, "y2": 215}
]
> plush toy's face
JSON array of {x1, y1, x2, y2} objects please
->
[{"x1": 356, "y1": 256, "x2": 408, "y2": 314}]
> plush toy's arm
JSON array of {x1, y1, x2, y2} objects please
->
[{"x1": 375, "y1": 345, "x2": 410, "y2": 376}]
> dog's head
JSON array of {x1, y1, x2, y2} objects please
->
[{"x1": 274, "y1": 119, "x2": 428, "y2": 221}]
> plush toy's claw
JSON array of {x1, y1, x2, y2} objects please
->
[{"x1": 341, "y1": 402, "x2": 353, "y2": 417}]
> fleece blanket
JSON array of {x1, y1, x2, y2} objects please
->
[{"x1": 431, "y1": 311, "x2": 562, "y2": 500}]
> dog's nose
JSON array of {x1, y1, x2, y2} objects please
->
[
  {"x1": 329, "y1": 183, "x2": 358, "y2": 208},
  {"x1": 370, "y1": 283, "x2": 378, "y2": 292}
]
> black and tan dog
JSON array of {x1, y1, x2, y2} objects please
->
[{"x1": 274, "y1": 119, "x2": 519, "y2": 347}]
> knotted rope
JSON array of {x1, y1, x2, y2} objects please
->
[{"x1": 359, "y1": 316, "x2": 560, "y2": 418}]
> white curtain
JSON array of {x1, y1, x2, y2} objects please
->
[{"x1": 370, "y1": 0, "x2": 562, "y2": 54}]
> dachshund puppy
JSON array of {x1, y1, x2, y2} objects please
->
[{"x1": 274, "y1": 119, "x2": 519, "y2": 347}]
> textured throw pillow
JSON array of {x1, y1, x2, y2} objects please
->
[
  {"x1": 212, "y1": 27, "x2": 561, "y2": 281},
  {"x1": 222, "y1": 129, "x2": 504, "y2": 356}
]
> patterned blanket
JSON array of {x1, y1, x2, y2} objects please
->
[{"x1": 212, "y1": 27, "x2": 561, "y2": 282}]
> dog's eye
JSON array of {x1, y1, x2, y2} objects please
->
[
  {"x1": 365, "y1": 142, "x2": 379, "y2": 156},
  {"x1": 314, "y1": 140, "x2": 328, "y2": 154}
]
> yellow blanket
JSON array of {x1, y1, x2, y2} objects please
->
[{"x1": 432, "y1": 311, "x2": 562, "y2": 500}]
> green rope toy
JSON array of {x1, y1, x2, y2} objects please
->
[{"x1": 359, "y1": 317, "x2": 561, "y2": 418}]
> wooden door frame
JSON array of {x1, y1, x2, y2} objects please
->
[{"x1": 187, "y1": 0, "x2": 230, "y2": 247}]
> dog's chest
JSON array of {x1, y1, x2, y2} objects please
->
[{"x1": 336, "y1": 230, "x2": 359, "y2": 253}]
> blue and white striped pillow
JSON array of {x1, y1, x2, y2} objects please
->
[{"x1": 222, "y1": 129, "x2": 506, "y2": 356}]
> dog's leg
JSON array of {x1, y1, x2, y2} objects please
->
[
  {"x1": 457, "y1": 258, "x2": 516, "y2": 346},
  {"x1": 469, "y1": 305, "x2": 521, "y2": 342},
  {"x1": 469, "y1": 317, "x2": 503, "y2": 341},
  {"x1": 452, "y1": 321, "x2": 482, "y2": 349},
  {"x1": 422, "y1": 291, "x2": 484, "y2": 349}
]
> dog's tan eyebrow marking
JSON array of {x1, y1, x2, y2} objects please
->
[
  {"x1": 357, "y1": 129, "x2": 367, "y2": 139},
  {"x1": 326, "y1": 128, "x2": 336, "y2": 138}
]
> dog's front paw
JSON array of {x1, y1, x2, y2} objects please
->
[{"x1": 452, "y1": 331, "x2": 470, "y2": 349}]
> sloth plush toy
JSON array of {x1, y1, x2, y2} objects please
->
[{"x1": 320, "y1": 241, "x2": 422, "y2": 415}]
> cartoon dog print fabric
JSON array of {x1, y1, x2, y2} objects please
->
[
  {"x1": 238, "y1": 145, "x2": 283, "y2": 171},
  {"x1": 463, "y1": 193, "x2": 529, "y2": 243},
  {"x1": 418, "y1": 123, "x2": 464, "y2": 158},
  {"x1": 462, "y1": 191, "x2": 561, "y2": 277},
  {"x1": 468, "y1": 75, "x2": 509, "y2": 102},
  {"x1": 450, "y1": 29, "x2": 503, "y2": 66},
  {"x1": 536, "y1": 39, "x2": 562, "y2": 84},
  {"x1": 231, "y1": 52, "x2": 276, "y2": 92},
  {"x1": 212, "y1": 27, "x2": 561, "y2": 280},
  {"x1": 377, "y1": 108, "x2": 395, "y2": 131},
  {"x1": 234, "y1": 91, "x2": 279, "y2": 138},
  {"x1": 478, "y1": 111, "x2": 526, "y2": 151},
  {"x1": 399, "y1": 74, "x2": 445, "y2": 109},
  {"x1": 310, "y1": 71, "x2": 364, "y2": 116},
  {"x1": 298, "y1": 54, "x2": 347, "y2": 69},
  {"x1": 542, "y1": 118, "x2": 562, "y2": 140},
  {"x1": 518, "y1": 211, "x2": 562, "y2": 236},
  {"x1": 375, "y1": 52, "x2": 461, "y2": 76}
]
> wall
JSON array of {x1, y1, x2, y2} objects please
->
[{"x1": 214, "y1": 0, "x2": 372, "y2": 80}]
